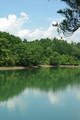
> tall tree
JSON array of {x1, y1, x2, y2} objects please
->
[
  {"x1": 57, "y1": 0, "x2": 80, "y2": 37},
  {"x1": 51, "y1": 0, "x2": 80, "y2": 37}
]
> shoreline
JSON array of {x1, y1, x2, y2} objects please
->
[{"x1": 0, "y1": 65, "x2": 80, "y2": 70}]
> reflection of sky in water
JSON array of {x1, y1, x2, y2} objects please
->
[{"x1": 0, "y1": 85, "x2": 80, "y2": 120}]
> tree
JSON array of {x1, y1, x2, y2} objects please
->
[
  {"x1": 50, "y1": 0, "x2": 80, "y2": 37},
  {"x1": 50, "y1": 52, "x2": 61, "y2": 65},
  {"x1": 58, "y1": 0, "x2": 80, "y2": 37}
]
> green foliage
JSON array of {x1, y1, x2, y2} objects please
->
[
  {"x1": 57, "y1": 0, "x2": 80, "y2": 36},
  {"x1": 0, "y1": 32, "x2": 80, "y2": 66},
  {"x1": 50, "y1": 52, "x2": 61, "y2": 65}
]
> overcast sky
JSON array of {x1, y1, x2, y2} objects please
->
[{"x1": 0, "y1": 0, "x2": 80, "y2": 42}]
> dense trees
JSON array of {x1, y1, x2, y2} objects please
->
[{"x1": 0, "y1": 32, "x2": 80, "y2": 66}]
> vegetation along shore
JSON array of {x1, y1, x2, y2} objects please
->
[{"x1": 0, "y1": 31, "x2": 80, "y2": 68}]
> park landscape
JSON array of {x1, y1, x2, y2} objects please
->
[{"x1": 0, "y1": 0, "x2": 80, "y2": 120}]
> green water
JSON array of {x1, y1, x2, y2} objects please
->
[{"x1": 0, "y1": 68, "x2": 80, "y2": 120}]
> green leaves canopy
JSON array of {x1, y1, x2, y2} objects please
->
[
  {"x1": 57, "y1": 0, "x2": 80, "y2": 36},
  {"x1": 0, "y1": 32, "x2": 80, "y2": 66}
]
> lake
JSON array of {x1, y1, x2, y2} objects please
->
[{"x1": 0, "y1": 67, "x2": 80, "y2": 120}]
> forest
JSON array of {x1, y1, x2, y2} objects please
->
[{"x1": 0, "y1": 31, "x2": 80, "y2": 66}]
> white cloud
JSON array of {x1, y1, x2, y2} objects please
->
[
  {"x1": 68, "y1": 28, "x2": 80, "y2": 43},
  {"x1": 0, "y1": 12, "x2": 29, "y2": 35},
  {"x1": 0, "y1": 12, "x2": 79, "y2": 42},
  {"x1": 17, "y1": 24, "x2": 59, "y2": 41}
]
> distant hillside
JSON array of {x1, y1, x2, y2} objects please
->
[{"x1": 0, "y1": 31, "x2": 80, "y2": 66}]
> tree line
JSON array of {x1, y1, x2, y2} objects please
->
[{"x1": 0, "y1": 31, "x2": 80, "y2": 66}]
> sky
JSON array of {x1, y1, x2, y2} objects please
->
[{"x1": 0, "y1": 0, "x2": 80, "y2": 42}]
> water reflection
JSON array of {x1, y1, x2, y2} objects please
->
[
  {"x1": 0, "y1": 95, "x2": 27, "y2": 111},
  {"x1": 0, "y1": 68, "x2": 80, "y2": 120},
  {"x1": 0, "y1": 68, "x2": 80, "y2": 102}
]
